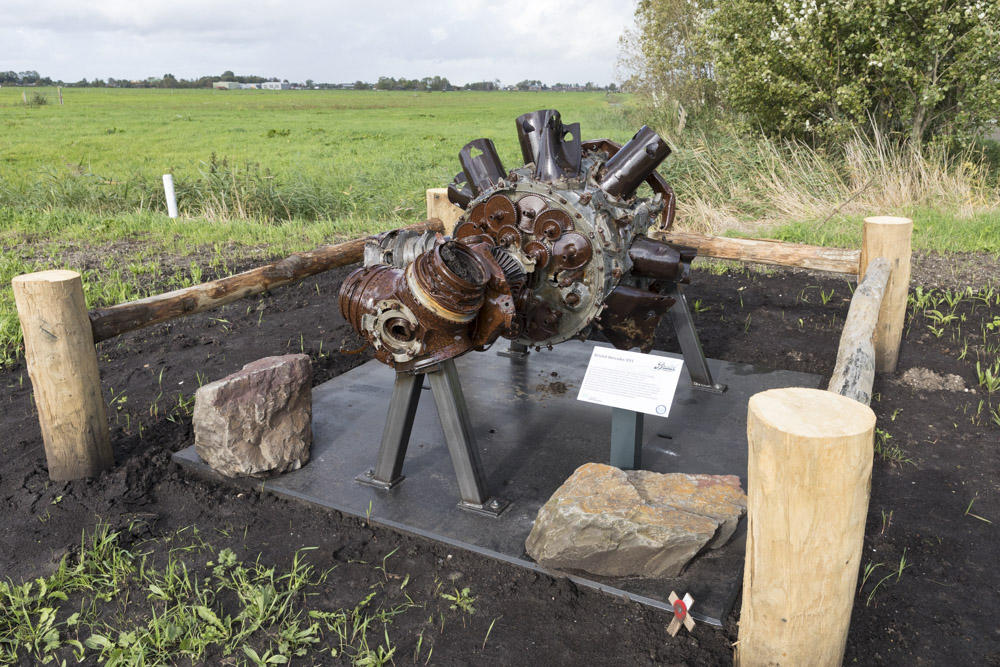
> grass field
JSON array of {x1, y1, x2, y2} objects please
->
[
  {"x1": 1, "y1": 88, "x2": 634, "y2": 222},
  {"x1": 1, "y1": 87, "x2": 998, "y2": 366}
]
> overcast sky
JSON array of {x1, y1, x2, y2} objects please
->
[{"x1": 3, "y1": 1, "x2": 637, "y2": 85}]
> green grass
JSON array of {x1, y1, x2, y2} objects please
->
[
  {"x1": 744, "y1": 208, "x2": 1000, "y2": 254},
  {"x1": 0, "y1": 521, "x2": 460, "y2": 666},
  {"x1": 0, "y1": 88, "x2": 633, "y2": 222},
  {"x1": 0, "y1": 89, "x2": 634, "y2": 367}
]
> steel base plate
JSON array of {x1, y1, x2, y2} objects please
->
[{"x1": 174, "y1": 340, "x2": 821, "y2": 627}]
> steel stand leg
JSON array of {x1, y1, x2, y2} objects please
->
[
  {"x1": 427, "y1": 359, "x2": 509, "y2": 516},
  {"x1": 610, "y1": 408, "x2": 643, "y2": 470},
  {"x1": 356, "y1": 371, "x2": 423, "y2": 489},
  {"x1": 497, "y1": 341, "x2": 530, "y2": 359},
  {"x1": 666, "y1": 283, "x2": 726, "y2": 394}
]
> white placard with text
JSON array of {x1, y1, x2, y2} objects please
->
[{"x1": 576, "y1": 347, "x2": 684, "y2": 417}]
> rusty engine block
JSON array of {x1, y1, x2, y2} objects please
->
[{"x1": 339, "y1": 109, "x2": 695, "y2": 372}]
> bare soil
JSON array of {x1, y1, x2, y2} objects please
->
[{"x1": 2, "y1": 250, "x2": 998, "y2": 666}]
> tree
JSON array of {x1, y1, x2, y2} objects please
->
[
  {"x1": 464, "y1": 80, "x2": 497, "y2": 91},
  {"x1": 710, "y1": 0, "x2": 1000, "y2": 143},
  {"x1": 617, "y1": 0, "x2": 718, "y2": 118}
]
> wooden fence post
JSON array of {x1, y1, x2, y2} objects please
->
[
  {"x1": 735, "y1": 387, "x2": 875, "y2": 667},
  {"x1": 426, "y1": 188, "x2": 463, "y2": 235},
  {"x1": 828, "y1": 257, "x2": 890, "y2": 405},
  {"x1": 860, "y1": 216, "x2": 912, "y2": 373},
  {"x1": 12, "y1": 270, "x2": 113, "y2": 480}
]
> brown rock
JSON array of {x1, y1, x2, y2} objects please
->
[
  {"x1": 525, "y1": 463, "x2": 746, "y2": 578},
  {"x1": 193, "y1": 354, "x2": 312, "y2": 477}
]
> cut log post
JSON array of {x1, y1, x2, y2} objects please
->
[
  {"x1": 828, "y1": 256, "x2": 890, "y2": 405},
  {"x1": 860, "y1": 216, "x2": 912, "y2": 373},
  {"x1": 426, "y1": 188, "x2": 464, "y2": 235},
  {"x1": 12, "y1": 270, "x2": 113, "y2": 480},
  {"x1": 736, "y1": 387, "x2": 876, "y2": 667},
  {"x1": 88, "y1": 218, "x2": 444, "y2": 343},
  {"x1": 655, "y1": 230, "x2": 861, "y2": 275}
]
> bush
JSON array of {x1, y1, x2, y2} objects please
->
[
  {"x1": 711, "y1": 0, "x2": 1000, "y2": 144},
  {"x1": 23, "y1": 92, "x2": 48, "y2": 107}
]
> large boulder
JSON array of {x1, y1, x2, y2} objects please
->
[
  {"x1": 525, "y1": 463, "x2": 746, "y2": 578},
  {"x1": 193, "y1": 354, "x2": 312, "y2": 477}
]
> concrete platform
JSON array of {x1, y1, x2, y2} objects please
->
[{"x1": 175, "y1": 340, "x2": 821, "y2": 626}]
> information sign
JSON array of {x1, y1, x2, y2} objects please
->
[{"x1": 576, "y1": 347, "x2": 684, "y2": 417}]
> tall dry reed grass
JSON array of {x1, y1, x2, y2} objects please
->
[{"x1": 660, "y1": 125, "x2": 999, "y2": 233}]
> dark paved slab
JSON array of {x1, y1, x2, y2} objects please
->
[{"x1": 175, "y1": 340, "x2": 822, "y2": 626}]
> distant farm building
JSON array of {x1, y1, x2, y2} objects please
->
[
  {"x1": 262, "y1": 81, "x2": 290, "y2": 90},
  {"x1": 239, "y1": 83, "x2": 260, "y2": 89},
  {"x1": 213, "y1": 81, "x2": 240, "y2": 90}
]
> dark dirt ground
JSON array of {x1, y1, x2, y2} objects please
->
[{"x1": 2, "y1": 247, "x2": 999, "y2": 666}]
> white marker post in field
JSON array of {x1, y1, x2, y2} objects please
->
[{"x1": 162, "y1": 174, "x2": 178, "y2": 218}]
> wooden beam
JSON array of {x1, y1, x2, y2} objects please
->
[
  {"x1": 12, "y1": 270, "x2": 113, "y2": 480},
  {"x1": 860, "y1": 216, "x2": 912, "y2": 373},
  {"x1": 421, "y1": 189, "x2": 861, "y2": 275},
  {"x1": 736, "y1": 387, "x2": 876, "y2": 667},
  {"x1": 89, "y1": 218, "x2": 445, "y2": 343},
  {"x1": 828, "y1": 257, "x2": 890, "y2": 405},
  {"x1": 426, "y1": 188, "x2": 464, "y2": 235},
  {"x1": 655, "y1": 230, "x2": 860, "y2": 275}
]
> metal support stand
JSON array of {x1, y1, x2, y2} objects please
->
[
  {"x1": 356, "y1": 372, "x2": 422, "y2": 489},
  {"x1": 666, "y1": 283, "x2": 727, "y2": 394},
  {"x1": 497, "y1": 341, "x2": 530, "y2": 359},
  {"x1": 610, "y1": 407, "x2": 644, "y2": 470},
  {"x1": 357, "y1": 359, "x2": 509, "y2": 517}
]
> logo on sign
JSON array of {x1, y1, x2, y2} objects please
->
[{"x1": 656, "y1": 405, "x2": 667, "y2": 415}]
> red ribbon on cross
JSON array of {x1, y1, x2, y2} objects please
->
[{"x1": 667, "y1": 591, "x2": 695, "y2": 636}]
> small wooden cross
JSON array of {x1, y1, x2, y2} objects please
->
[{"x1": 667, "y1": 591, "x2": 695, "y2": 636}]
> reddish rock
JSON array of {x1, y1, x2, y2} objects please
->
[
  {"x1": 193, "y1": 354, "x2": 312, "y2": 477},
  {"x1": 525, "y1": 463, "x2": 746, "y2": 578}
]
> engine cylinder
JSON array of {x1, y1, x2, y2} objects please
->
[{"x1": 408, "y1": 241, "x2": 488, "y2": 322}]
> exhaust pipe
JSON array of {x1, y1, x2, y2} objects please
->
[
  {"x1": 459, "y1": 138, "x2": 506, "y2": 196},
  {"x1": 515, "y1": 109, "x2": 582, "y2": 183},
  {"x1": 598, "y1": 125, "x2": 671, "y2": 199}
]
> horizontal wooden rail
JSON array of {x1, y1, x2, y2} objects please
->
[
  {"x1": 424, "y1": 189, "x2": 861, "y2": 275},
  {"x1": 653, "y1": 230, "x2": 860, "y2": 275},
  {"x1": 89, "y1": 218, "x2": 445, "y2": 343}
]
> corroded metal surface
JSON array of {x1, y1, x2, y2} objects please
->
[{"x1": 339, "y1": 110, "x2": 696, "y2": 371}]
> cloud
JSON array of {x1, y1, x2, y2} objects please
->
[{"x1": 1, "y1": 0, "x2": 636, "y2": 84}]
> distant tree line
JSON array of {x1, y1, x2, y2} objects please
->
[
  {"x1": 0, "y1": 71, "x2": 54, "y2": 86},
  {"x1": 2, "y1": 70, "x2": 620, "y2": 92}
]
